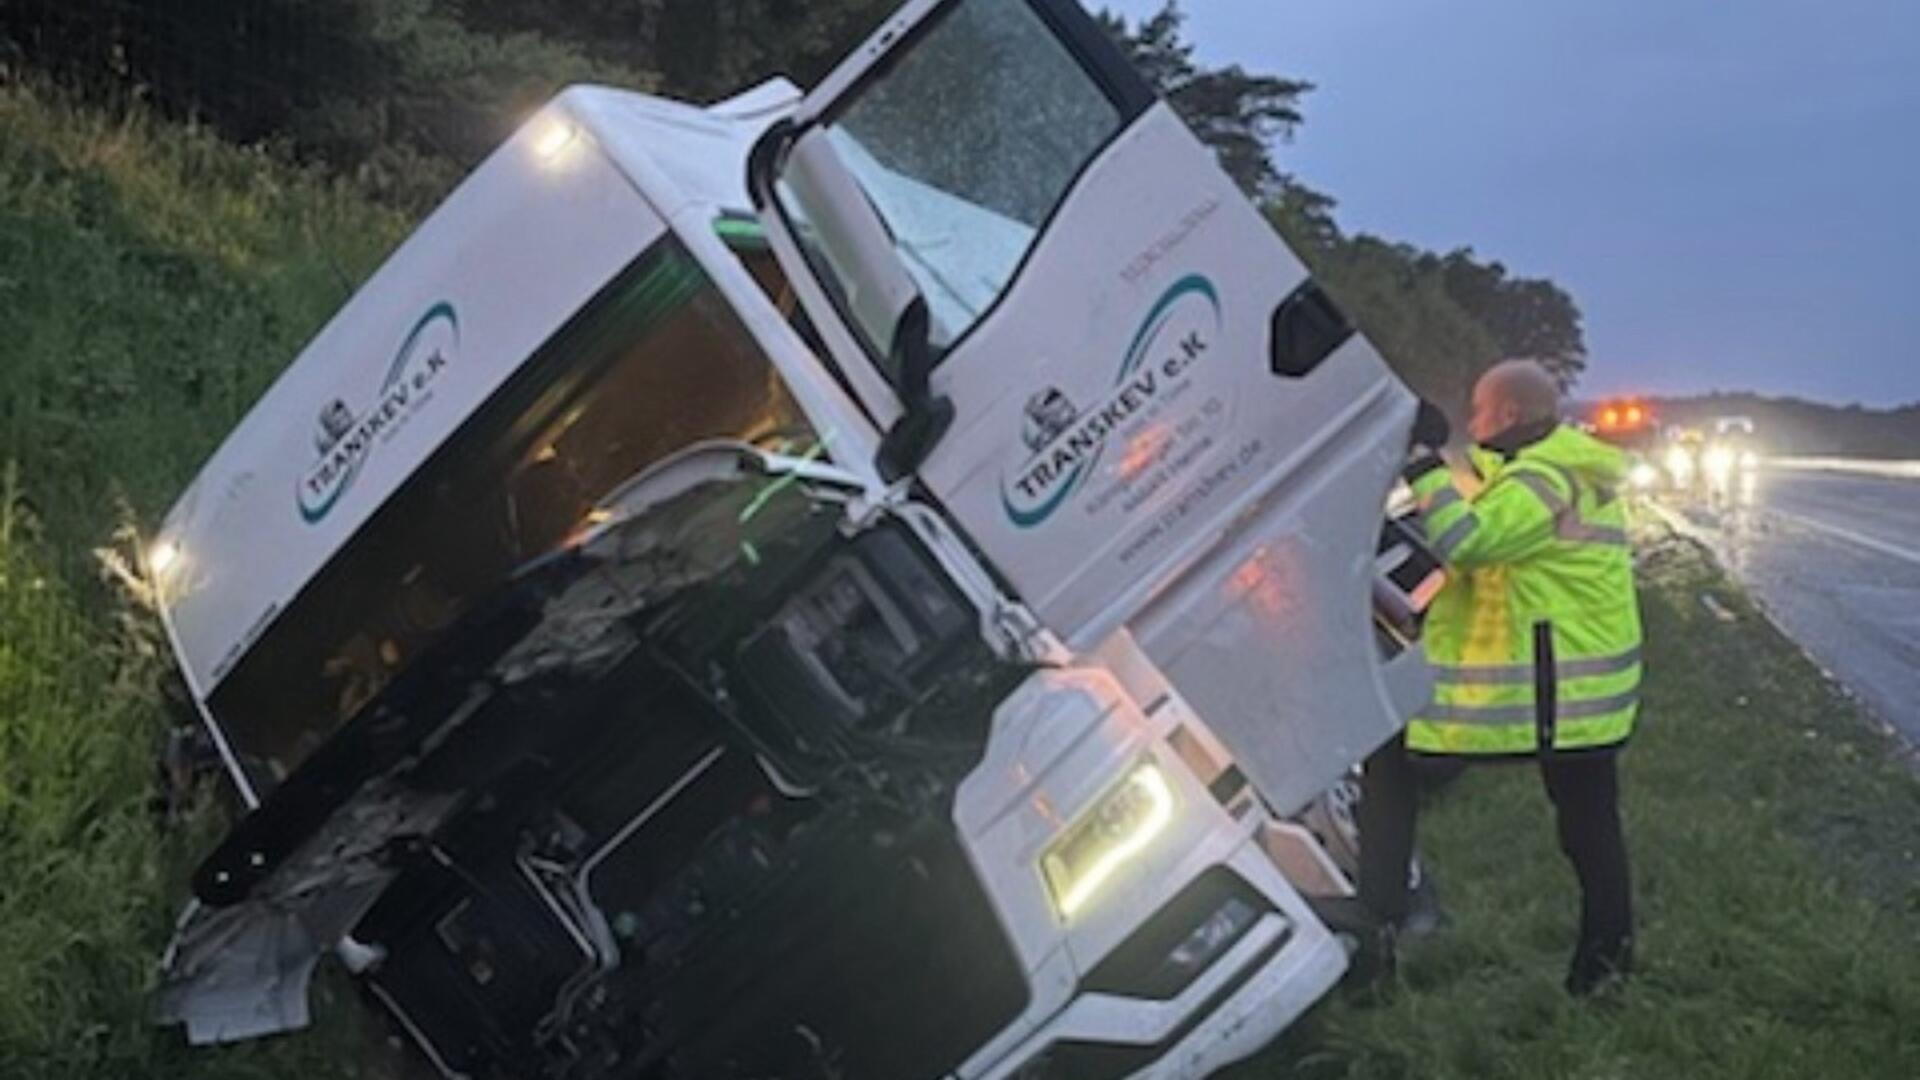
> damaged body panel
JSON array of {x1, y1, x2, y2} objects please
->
[{"x1": 165, "y1": 445, "x2": 1034, "y2": 1077}]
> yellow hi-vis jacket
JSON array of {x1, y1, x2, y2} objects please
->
[{"x1": 1406, "y1": 424, "x2": 1643, "y2": 755}]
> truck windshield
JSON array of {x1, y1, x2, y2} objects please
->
[
  {"x1": 206, "y1": 238, "x2": 820, "y2": 794},
  {"x1": 781, "y1": 0, "x2": 1124, "y2": 359}
]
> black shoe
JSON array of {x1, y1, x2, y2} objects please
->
[
  {"x1": 1565, "y1": 935, "x2": 1633, "y2": 997},
  {"x1": 1400, "y1": 869, "x2": 1448, "y2": 941}
]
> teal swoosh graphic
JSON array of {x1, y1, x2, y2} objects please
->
[
  {"x1": 1117, "y1": 274, "x2": 1219, "y2": 381},
  {"x1": 383, "y1": 301, "x2": 460, "y2": 389},
  {"x1": 1002, "y1": 275, "x2": 1218, "y2": 529},
  {"x1": 298, "y1": 471, "x2": 351, "y2": 524},
  {"x1": 299, "y1": 302, "x2": 457, "y2": 523}
]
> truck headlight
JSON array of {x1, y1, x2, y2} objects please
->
[{"x1": 1043, "y1": 763, "x2": 1176, "y2": 918}]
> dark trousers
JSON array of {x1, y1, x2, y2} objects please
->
[{"x1": 1357, "y1": 732, "x2": 1633, "y2": 951}]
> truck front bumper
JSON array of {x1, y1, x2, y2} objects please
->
[{"x1": 977, "y1": 837, "x2": 1347, "y2": 1080}]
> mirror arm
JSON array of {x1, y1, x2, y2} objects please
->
[
  {"x1": 750, "y1": 121, "x2": 951, "y2": 482},
  {"x1": 877, "y1": 297, "x2": 953, "y2": 482}
]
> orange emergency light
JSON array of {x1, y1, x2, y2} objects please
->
[{"x1": 1595, "y1": 399, "x2": 1651, "y2": 433}]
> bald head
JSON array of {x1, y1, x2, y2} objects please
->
[{"x1": 1469, "y1": 359, "x2": 1562, "y2": 443}]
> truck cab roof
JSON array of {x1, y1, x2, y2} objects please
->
[{"x1": 152, "y1": 82, "x2": 829, "y2": 802}]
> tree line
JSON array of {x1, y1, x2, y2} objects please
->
[{"x1": 0, "y1": 0, "x2": 1591, "y2": 415}]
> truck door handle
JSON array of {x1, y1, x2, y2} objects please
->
[{"x1": 1270, "y1": 280, "x2": 1353, "y2": 379}]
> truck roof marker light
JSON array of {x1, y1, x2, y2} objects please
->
[
  {"x1": 142, "y1": 536, "x2": 194, "y2": 606},
  {"x1": 148, "y1": 540, "x2": 181, "y2": 575},
  {"x1": 531, "y1": 118, "x2": 579, "y2": 163}
]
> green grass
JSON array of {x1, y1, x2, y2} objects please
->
[
  {"x1": 0, "y1": 498, "x2": 409, "y2": 1079},
  {"x1": 0, "y1": 82, "x2": 409, "y2": 570},
  {"x1": 3, "y1": 82, "x2": 1917, "y2": 1079},
  {"x1": 0, "y1": 84, "x2": 410, "y2": 1079},
  {"x1": 1234, "y1": 526, "x2": 1920, "y2": 1080}
]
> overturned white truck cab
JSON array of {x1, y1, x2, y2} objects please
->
[{"x1": 152, "y1": 1, "x2": 1443, "y2": 1075}]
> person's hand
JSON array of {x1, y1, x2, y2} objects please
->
[{"x1": 1403, "y1": 401, "x2": 1450, "y2": 483}]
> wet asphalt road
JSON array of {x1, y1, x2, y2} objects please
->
[{"x1": 1664, "y1": 463, "x2": 1920, "y2": 747}]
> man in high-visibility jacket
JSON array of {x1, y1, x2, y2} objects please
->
[{"x1": 1360, "y1": 358, "x2": 1642, "y2": 995}]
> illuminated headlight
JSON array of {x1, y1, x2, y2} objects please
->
[
  {"x1": 1740, "y1": 451, "x2": 1760, "y2": 469},
  {"x1": 1629, "y1": 463, "x2": 1660, "y2": 490},
  {"x1": 1664, "y1": 446, "x2": 1695, "y2": 480},
  {"x1": 530, "y1": 117, "x2": 579, "y2": 162},
  {"x1": 148, "y1": 540, "x2": 181, "y2": 575},
  {"x1": 1703, "y1": 446, "x2": 1735, "y2": 478},
  {"x1": 1042, "y1": 763, "x2": 1176, "y2": 918}
]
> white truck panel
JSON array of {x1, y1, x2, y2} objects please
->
[
  {"x1": 911, "y1": 106, "x2": 1422, "y2": 815},
  {"x1": 158, "y1": 116, "x2": 669, "y2": 700}
]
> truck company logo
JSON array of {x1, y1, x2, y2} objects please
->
[
  {"x1": 1000, "y1": 274, "x2": 1221, "y2": 528},
  {"x1": 297, "y1": 302, "x2": 458, "y2": 523},
  {"x1": 1022, "y1": 388, "x2": 1079, "y2": 452},
  {"x1": 315, "y1": 399, "x2": 356, "y2": 452}
]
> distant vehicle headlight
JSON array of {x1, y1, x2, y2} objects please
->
[
  {"x1": 1042, "y1": 762, "x2": 1176, "y2": 918},
  {"x1": 1665, "y1": 446, "x2": 1695, "y2": 481},
  {"x1": 1630, "y1": 463, "x2": 1660, "y2": 490},
  {"x1": 1704, "y1": 446, "x2": 1736, "y2": 479},
  {"x1": 1740, "y1": 451, "x2": 1760, "y2": 470}
]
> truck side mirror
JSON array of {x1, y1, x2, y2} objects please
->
[{"x1": 773, "y1": 127, "x2": 952, "y2": 482}]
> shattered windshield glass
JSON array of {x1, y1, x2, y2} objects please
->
[{"x1": 793, "y1": 0, "x2": 1123, "y2": 354}]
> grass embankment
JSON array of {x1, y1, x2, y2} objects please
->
[
  {"x1": 1238, "y1": 525, "x2": 1920, "y2": 1079},
  {"x1": 3, "y1": 83, "x2": 1917, "y2": 1080},
  {"x1": 0, "y1": 84, "x2": 410, "y2": 1079}
]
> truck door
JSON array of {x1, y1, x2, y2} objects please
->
[{"x1": 750, "y1": 0, "x2": 1427, "y2": 813}]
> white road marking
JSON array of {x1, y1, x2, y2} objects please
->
[
  {"x1": 1767, "y1": 508, "x2": 1920, "y2": 570},
  {"x1": 1768, "y1": 457, "x2": 1920, "y2": 480}
]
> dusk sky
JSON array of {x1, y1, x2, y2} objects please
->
[{"x1": 1101, "y1": 0, "x2": 1920, "y2": 407}]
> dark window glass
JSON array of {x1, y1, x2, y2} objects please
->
[{"x1": 209, "y1": 239, "x2": 817, "y2": 791}]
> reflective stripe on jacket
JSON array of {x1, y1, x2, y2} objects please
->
[{"x1": 1407, "y1": 424, "x2": 1643, "y2": 755}]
